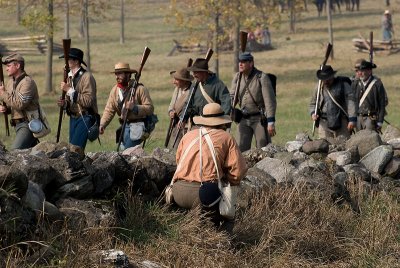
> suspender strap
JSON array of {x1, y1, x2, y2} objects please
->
[
  {"x1": 359, "y1": 79, "x2": 377, "y2": 107},
  {"x1": 325, "y1": 88, "x2": 349, "y2": 117},
  {"x1": 199, "y1": 82, "x2": 215, "y2": 104}
]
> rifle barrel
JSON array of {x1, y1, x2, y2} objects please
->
[{"x1": 0, "y1": 54, "x2": 10, "y2": 136}]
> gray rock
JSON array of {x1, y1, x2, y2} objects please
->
[
  {"x1": 382, "y1": 125, "x2": 400, "y2": 142},
  {"x1": 285, "y1": 140, "x2": 304, "y2": 152},
  {"x1": 22, "y1": 181, "x2": 45, "y2": 213},
  {"x1": 383, "y1": 157, "x2": 400, "y2": 178},
  {"x1": 255, "y1": 157, "x2": 295, "y2": 183},
  {"x1": 52, "y1": 175, "x2": 94, "y2": 200},
  {"x1": 387, "y1": 138, "x2": 400, "y2": 150},
  {"x1": 295, "y1": 132, "x2": 311, "y2": 142},
  {"x1": 302, "y1": 139, "x2": 330, "y2": 154},
  {"x1": 346, "y1": 129, "x2": 382, "y2": 157},
  {"x1": 0, "y1": 163, "x2": 28, "y2": 197},
  {"x1": 359, "y1": 145, "x2": 393, "y2": 174}
]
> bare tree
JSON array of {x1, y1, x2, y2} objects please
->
[
  {"x1": 120, "y1": 0, "x2": 125, "y2": 44},
  {"x1": 45, "y1": 0, "x2": 54, "y2": 93}
]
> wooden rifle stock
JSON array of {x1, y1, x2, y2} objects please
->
[
  {"x1": 117, "y1": 47, "x2": 151, "y2": 151},
  {"x1": 56, "y1": 39, "x2": 71, "y2": 142},
  {"x1": 231, "y1": 31, "x2": 248, "y2": 111},
  {"x1": 171, "y1": 49, "x2": 214, "y2": 148},
  {"x1": 312, "y1": 43, "x2": 332, "y2": 136},
  {"x1": 0, "y1": 54, "x2": 10, "y2": 136},
  {"x1": 164, "y1": 58, "x2": 193, "y2": 148}
]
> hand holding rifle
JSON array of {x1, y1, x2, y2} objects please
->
[
  {"x1": 116, "y1": 47, "x2": 151, "y2": 152},
  {"x1": 56, "y1": 39, "x2": 71, "y2": 142},
  {"x1": 171, "y1": 48, "x2": 214, "y2": 148},
  {"x1": 312, "y1": 43, "x2": 332, "y2": 136},
  {"x1": 0, "y1": 54, "x2": 10, "y2": 136},
  {"x1": 164, "y1": 58, "x2": 193, "y2": 148}
]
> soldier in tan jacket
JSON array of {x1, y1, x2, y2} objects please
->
[
  {"x1": 0, "y1": 54, "x2": 40, "y2": 149},
  {"x1": 100, "y1": 63, "x2": 154, "y2": 150},
  {"x1": 230, "y1": 52, "x2": 276, "y2": 152}
]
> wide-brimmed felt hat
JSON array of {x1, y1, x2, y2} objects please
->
[
  {"x1": 193, "y1": 103, "x2": 232, "y2": 126},
  {"x1": 238, "y1": 52, "x2": 254, "y2": 61},
  {"x1": 59, "y1": 47, "x2": 87, "y2": 66},
  {"x1": 2, "y1": 53, "x2": 24, "y2": 64},
  {"x1": 354, "y1": 58, "x2": 366, "y2": 70},
  {"x1": 111, "y1": 62, "x2": 137, "y2": 74},
  {"x1": 316, "y1": 65, "x2": 337, "y2": 81},
  {"x1": 357, "y1": 60, "x2": 377, "y2": 70},
  {"x1": 186, "y1": 58, "x2": 209, "y2": 72},
  {"x1": 170, "y1": 67, "x2": 193, "y2": 81}
]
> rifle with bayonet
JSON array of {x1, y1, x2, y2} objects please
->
[
  {"x1": 171, "y1": 48, "x2": 214, "y2": 148},
  {"x1": 56, "y1": 39, "x2": 71, "y2": 143},
  {"x1": 312, "y1": 43, "x2": 333, "y2": 136},
  {"x1": 0, "y1": 54, "x2": 10, "y2": 136},
  {"x1": 231, "y1": 30, "x2": 248, "y2": 123},
  {"x1": 116, "y1": 47, "x2": 151, "y2": 152},
  {"x1": 164, "y1": 58, "x2": 193, "y2": 148}
]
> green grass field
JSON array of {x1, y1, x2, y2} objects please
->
[{"x1": 0, "y1": 0, "x2": 399, "y2": 152}]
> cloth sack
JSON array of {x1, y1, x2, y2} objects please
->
[
  {"x1": 165, "y1": 183, "x2": 174, "y2": 204},
  {"x1": 25, "y1": 107, "x2": 51, "y2": 139},
  {"x1": 218, "y1": 180, "x2": 238, "y2": 220},
  {"x1": 129, "y1": 122, "x2": 145, "y2": 141}
]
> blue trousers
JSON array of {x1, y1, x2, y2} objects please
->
[
  {"x1": 120, "y1": 123, "x2": 143, "y2": 150},
  {"x1": 69, "y1": 115, "x2": 91, "y2": 150}
]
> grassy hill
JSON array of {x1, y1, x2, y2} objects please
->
[{"x1": 0, "y1": 0, "x2": 399, "y2": 152}]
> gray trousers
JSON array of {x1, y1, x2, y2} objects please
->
[
  {"x1": 237, "y1": 115, "x2": 270, "y2": 152},
  {"x1": 12, "y1": 122, "x2": 38, "y2": 150},
  {"x1": 357, "y1": 116, "x2": 376, "y2": 131},
  {"x1": 318, "y1": 117, "x2": 350, "y2": 139}
]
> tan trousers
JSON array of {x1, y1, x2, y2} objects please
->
[
  {"x1": 172, "y1": 180, "x2": 201, "y2": 209},
  {"x1": 318, "y1": 117, "x2": 351, "y2": 139},
  {"x1": 237, "y1": 115, "x2": 270, "y2": 152}
]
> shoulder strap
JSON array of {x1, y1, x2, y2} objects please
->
[
  {"x1": 325, "y1": 88, "x2": 348, "y2": 117},
  {"x1": 174, "y1": 135, "x2": 201, "y2": 175},
  {"x1": 201, "y1": 128, "x2": 220, "y2": 180},
  {"x1": 199, "y1": 82, "x2": 215, "y2": 104},
  {"x1": 359, "y1": 79, "x2": 377, "y2": 107}
]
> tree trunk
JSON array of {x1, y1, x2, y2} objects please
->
[
  {"x1": 212, "y1": 13, "x2": 219, "y2": 76},
  {"x1": 16, "y1": 0, "x2": 21, "y2": 25},
  {"x1": 45, "y1": 0, "x2": 54, "y2": 94},
  {"x1": 84, "y1": 0, "x2": 91, "y2": 71},
  {"x1": 289, "y1": 0, "x2": 296, "y2": 33},
  {"x1": 79, "y1": 0, "x2": 85, "y2": 38},
  {"x1": 64, "y1": 0, "x2": 70, "y2": 39},
  {"x1": 120, "y1": 0, "x2": 125, "y2": 44},
  {"x1": 327, "y1": 0, "x2": 334, "y2": 59}
]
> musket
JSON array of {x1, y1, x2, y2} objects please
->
[
  {"x1": 0, "y1": 54, "x2": 10, "y2": 136},
  {"x1": 56, "y1": 39, "x2": 71, "y2": 142},
  {"x1": 312, "y1": 43, "x2": 333, "y2": 136},
  {"x1": 164, "y1": 58, "x2": 193, "y2": 148},
  {"x1": 171, "y1": 48, "x2": 214, "y2": 148},
  {"x1": 117, "y1": 47, "x2": 151, "y2": 152},
  {"x1": 231, "y1": 30, "x2": 248, "y2": 119}
]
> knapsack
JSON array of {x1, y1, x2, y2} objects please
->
[
  {"x1": 144, "y1": 113, "x2": 158, "y2": 134},
  {"x1": 256, "y1": 72, "x2": 277, "y2": 95}
]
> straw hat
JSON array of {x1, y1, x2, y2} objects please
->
[
  {"x1": 193, "y1": 103, "x2": 232, "y2": 126},
  {"x1": 111, "y1": 62, "x2": 137, "y2": 74},
  {"x1": 384, "y1": 10, "x2": 390, "y2": 15},
  {"x1": 170, "y1": 67, "x2": 193, "y2": 81}
]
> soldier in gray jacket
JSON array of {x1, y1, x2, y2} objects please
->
[
  {"x1": 309, "y1": 65, "x2": 357, "y2": 139},
  {"x1": 230, "y1": 52, "x2": 276, "y2": 152},
  {"x1": 352, "y1": 60, "x2": 387, "y2": 132}
]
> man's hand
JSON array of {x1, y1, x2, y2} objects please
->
[
  {"x1": 347, "y1": 122, "x2": 356, "y2": 132},
  {"x1": 99, "y1": 125, "x2": 105, "y2": 135},
  {"x1": 267, "y1": 123, "x2": 276, "y2": 137},
  {"x1": 57, "y1": 98, "x2": 65, "y2": 107},
  {"x1": 0, "y1": 82, "x2": 5, "y2": 97},
  {"x1": 0, "y1": 105, "x2": 6, "y2": 113},
  {"x1": 311, "y1": 113, "x2": 319, "y2": 121},
  {"x1": 60, "y1": 81, "x2": 70, "y2": 93},
  {"x1": 169, "y1": 110, "x2": 176, "y2": 119}
]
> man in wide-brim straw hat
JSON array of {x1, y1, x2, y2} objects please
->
[
  {"x1": 185, "y1": 58, "x2": 231, "y2": 124},
  {"x1": 166, "y1": 64, "x2": 194, "y2": 149},
  {"x1": 100, "y1": 62, "x2": 154, "y2": 150},
  {"x1": 170, "y1": 103, "x2": 247, "y2": 234},
  {"x1": 351, "y1": 60, "x2": 388, "y2": 132},
  {"x1": 309, "y1": 65, "x2": 357, "y2": 139},
  {"x1": 58, "y1": 47, "x2": 98, "y2": 152}
]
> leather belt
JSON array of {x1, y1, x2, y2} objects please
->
[
  {"x1": 242, "y1": 112, "x2": 260, "y2": 119},
  {"x1": 119, "y1": 118, "x2": 144, "y2": 124},
  {"x1": 10, "y1": 118, "x2": 27, "y2": 126}
]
